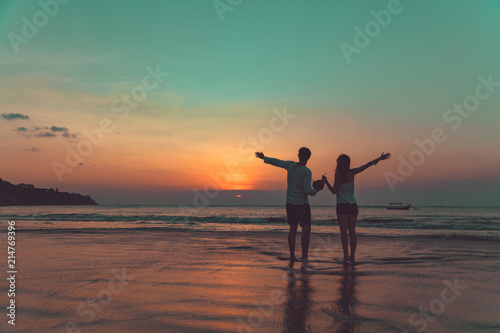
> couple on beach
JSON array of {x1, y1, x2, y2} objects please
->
[{"x1": 255, "y1": 148, "x2": 390, "y2": 267}]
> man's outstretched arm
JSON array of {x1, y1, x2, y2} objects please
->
[{"x1": 255, "y1": 152, "x2": 292, "y2": 169}]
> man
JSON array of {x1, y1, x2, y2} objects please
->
[{"x1": 255, "y1": 147, "x2": 323, "y2": 267}]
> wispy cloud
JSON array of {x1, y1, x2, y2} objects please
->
[
  {"x1": 62, "y1": 132, "x2": 77, "y2": 138},
  {"x1": 13, "y1": 125, "x2": 77, "y2": 138},
  {"x1": 34, "y1": 132, "x2": 56, "y2": 137},
  {"x1": 50, "y1": 126, "x2": 69, "y2": 132},
  {"x1": 2, "y1": 113, "x2": 29, "y2": 120}
]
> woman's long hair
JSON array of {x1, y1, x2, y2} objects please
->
[{"x1": 336, "y1": 154, "x2": 351, "y2": 183}]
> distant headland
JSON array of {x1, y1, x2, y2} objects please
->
[{"x1": 0, "y1": 178, "x2": 97, "y2": 206}]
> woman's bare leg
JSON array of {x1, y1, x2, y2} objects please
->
[
  {"x1": 347, "y1": 214, "x2": 358, "y2": 262},
  {"x1": 337, "y1": 214, "x2": 349, "y2": 262}
]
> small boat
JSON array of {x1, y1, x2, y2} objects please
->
[{"x1": 386, "y1": 202, "x2": 411, "y2": 210}]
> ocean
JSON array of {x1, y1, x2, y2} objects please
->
[{"x1": 2, "y1": 205, "x2": 500, "y2": 240}]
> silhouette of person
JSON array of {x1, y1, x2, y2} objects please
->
[
  {"x1": 322, "y1": 152, "x2": 390, "y2": 263},
  {"x1": 256, "y1": 147, "x2": 324, "y2": 267}
]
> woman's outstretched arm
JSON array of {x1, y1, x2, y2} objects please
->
[{"x1": 352, "y1": 152, "x2": 391, "y2": 175}]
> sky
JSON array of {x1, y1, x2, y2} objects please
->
[{"x1": 1, "y1": 0, "x2": 499, "y2": 206}]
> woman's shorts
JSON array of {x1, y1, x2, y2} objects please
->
[{"x1": 336, "y1": 203, "x2": 359, "y2": 215}]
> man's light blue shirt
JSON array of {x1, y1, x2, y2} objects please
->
[{"x1": 263, "y1": 157, "x2": 318, "y2": 205}]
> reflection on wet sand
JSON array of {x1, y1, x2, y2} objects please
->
[
  {"x1": 280, "y1": 265, "x2": 314, "y2": 332},
  {"x1": 329, "y1": 264, "x2": 360, "y2": 333}
]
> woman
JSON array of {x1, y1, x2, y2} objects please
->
[{"x1": 322, "y1": 152, "x2": 390, "y2": 263}]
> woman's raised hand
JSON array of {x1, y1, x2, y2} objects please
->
[{"x1": 379, "y1": 152, "x2": 391, "y2": 161}]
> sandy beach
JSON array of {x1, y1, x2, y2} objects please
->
[{"x1": 2, "y1": 229, "x2": 499, "y2": 333}]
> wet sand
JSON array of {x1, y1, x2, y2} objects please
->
[{"x1": 2, "y1": 229, "x2": 499, "y2": 332}]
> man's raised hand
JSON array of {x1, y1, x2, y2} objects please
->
[{"x1": 255, "y1": 152, "x2": 265, "y2": 159}]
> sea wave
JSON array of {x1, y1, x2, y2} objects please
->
[
  {"x1": 2, "y1": 213, "x2": 499, "y2": 231},
  {"x1": 12, "y1": 226, "x2": 500, "y2": 242}
]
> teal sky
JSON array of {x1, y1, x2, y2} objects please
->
[{"x1": 1, "y1": 0, "x2": 500, "y2": 205}]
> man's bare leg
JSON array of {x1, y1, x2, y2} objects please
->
[{"x1": 288, "y1": 224, "x2": 298, "y2": 261}]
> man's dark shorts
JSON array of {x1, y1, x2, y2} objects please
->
[{"x1": 286, "y1": 203, "x2": 311, "y2": 227}]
